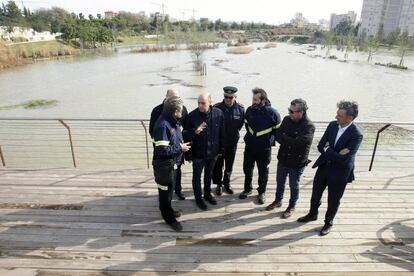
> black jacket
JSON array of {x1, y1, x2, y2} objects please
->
[
  {"x1": 275, "y1": 115, "x2": 315, "y2": 168},
  {"x1": 149, "y1": 102, "x2": 188, "y2": 138},
  {"x1": 213, "y1": 101, "x2": 245, "y2": 147},
  {"x1": 183, "y1": 106, "x2": 225, "y2": 159}
]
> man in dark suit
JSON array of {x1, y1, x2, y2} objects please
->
[{"x1": 297, "y1": 101, "x2": 363, "y2": 236}]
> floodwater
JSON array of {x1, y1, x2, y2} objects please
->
[{"x1": 1, "y1": 42, "x2": 413, "y2": 122}]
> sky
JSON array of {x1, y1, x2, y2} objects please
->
[{"x1": 13, "y1": 0, "x2": 364, "y2": 24}]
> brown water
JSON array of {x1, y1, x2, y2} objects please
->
[{"x1": 1, "y1": 42, "x2": 413, "y2": 122}]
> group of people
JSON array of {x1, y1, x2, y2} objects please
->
[{"x1": 150, "y1": 87, "x2": 363, "y2": 236}]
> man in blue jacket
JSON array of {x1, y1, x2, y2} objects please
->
[
  {"x1": 150, "y1": 89, "x2": 188, "y2": 200},
  {"x1": 152, "y1": 96, "x2": 191, "y2": 231},
  {"x1": 213, "y1": 86, "x2": 245, "y2": 196},
  {"x1": 239, "y1": 88, "x2": 281, "y2": 204},
  {"x1": 297, "y1": 101, "x2": 363, "y2": 236}
]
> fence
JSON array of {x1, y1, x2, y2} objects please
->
[{"x1": 0, "y1": 118, "x2": 413, "y2": 172}]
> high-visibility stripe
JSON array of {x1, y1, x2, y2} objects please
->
[
  {"x1": 248, "y1": 126, "x2": 254, "y2": 135},
  {"x1": 273, "y1": 123, "x2": 281, "y2": 129},
  {"x1": 157, "y1": 184, "x2": 168, "y2": 191},
  {"x1": 153, "y1": 140, "x2": 170, "y2": 147},
  {"x1": 256, "y1": 127, "x2": 273, "y2": 136}
]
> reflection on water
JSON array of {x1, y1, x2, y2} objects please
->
[{"x1": 0, "y1": 43, "x2": 413, "y2": 122}]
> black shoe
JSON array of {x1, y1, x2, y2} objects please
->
[
  {"x1": 173, "y1": 210, "x2": 182, "y2": 218},
  {"x1": 239, "y1": 190, "x2": 252, "y2": 199},
  {"x1": 266, "y1": 200, "x2": 282, "y2": 211},
  {"x1": 320, "y1": 224, "x2": 332, "y2": 236},
  {"x1": 216, "y1": 186, "x2": 223, "y2": 196},
  {"x1": 204, "y1": 194, "x2": 217, "y2": 205},
  {"x1": 196, "y1": 199, "x2": 208, "y2": 210},
  {"x1": 223, "y1": 184, "x2": 234, "y2": 194},
  {"x1": 175, "y1": 192, "x2": 186, "y2": 200},
  {"x1": 258, "y1": 193, "x2": 266, "y2": 205},
  {"x1": 169, "y1": 221, "x2": 183, "y2": 232},
  {"x1": 297, "y1": 213, "x2": 318, "y2": 223}
]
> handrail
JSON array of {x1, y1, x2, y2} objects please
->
[{"x1": 0, "y1": 118, "x2": 413, "y2": 170}]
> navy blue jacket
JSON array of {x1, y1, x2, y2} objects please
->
[
  {"x1": 213, "y1": 101, "x2": 245, "y2": 147},
  {"x1": 183, "y1": 106, "x2": 225, "y2": 159},
  {"x1": 149, "y1": 102, "x2": 188, "y2": 138},
  {"x1": 244, "y1": 102, "x2": 281, "y2": 151},
  {"x1": 152, "y1": 113, "x2": 183, "y2": 166},
  {"x1": 312, "y1": 121, "x2": 363, "y2": 183}
]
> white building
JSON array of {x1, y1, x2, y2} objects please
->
[
  {"x1": 329, "y1": 11, "x2": 357, "y2": 31},
  {"x1": 0, "y1": 26, "x2": 60, "y2": 43},
  {"x1": 360, "y1": 0, "x2": 414, "y2": 37}
]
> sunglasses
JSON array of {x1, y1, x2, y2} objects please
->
[
  {"x1": 288, "y1": 108, "x2": 301, "y2": 114},
  {"x1": 224, "y1": 96, "x2": 234, "y2": 99}
]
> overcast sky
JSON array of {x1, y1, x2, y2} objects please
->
[{"x1": 13, "y1": 0, "x2": 364, "y2": 24}]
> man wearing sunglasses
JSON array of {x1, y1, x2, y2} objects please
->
[
  {"x1": 212, "y1": 86, "x2": 245, "y2": 196},
  {"x1": 266, "y1": 99, "x2": 315, "y2": 219}
]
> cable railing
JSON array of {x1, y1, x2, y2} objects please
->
[{"x1": 0, "y1": 118, "x2": 413, "y2": 172}]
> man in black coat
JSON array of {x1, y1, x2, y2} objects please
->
[
  {"x1": 212, "y1": 86, "x2": 245, "y2": 195},
  {"x1": 183, "y1": 93, "x2": 225, "y2": 210},
  {"x1": 149, "y1": 89, "x2": 188, "y2": 200},
  {"x1": 298, "y1": 101, "x2": 363, "y2": 236},
  {"x1": 266, "y1": 99, "x2": 315, "y2": 219}
]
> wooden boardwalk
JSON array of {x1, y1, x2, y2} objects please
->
[{"x1": 0, "y1": 166, "x2": 413, "y2": 275}]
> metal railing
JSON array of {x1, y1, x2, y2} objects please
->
[{"x1": 0, "y1": 118, "x2": 413, "y2": 171}]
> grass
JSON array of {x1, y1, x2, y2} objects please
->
[
  {"x1": 0, "y1": 99, "x2": 58, "y2": 110},
  {"x1": 9, "y1": 40, "x2": 79, "y2": 59},
  {"x1": 226, "y1": 46, "x2": 254, "y2": 54}
]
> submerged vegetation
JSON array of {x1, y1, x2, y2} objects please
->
[{"x1": 0, "y1": 99, "x2": 58, "y2": 110}]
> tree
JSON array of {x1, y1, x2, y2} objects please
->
[
  {"x1": 323, "y1": 31, "x2": 336, "y2": 56},
  {"x1": 5, "y1": 1, "x2": 21, "y2": 18},
  {"x1": 386, "y1": 28, "x2": 400, "y2": 49},
  {"x1": 334, "y1": 19, "x2": 352, "y2": 36},
  {"x1": 364, "y1": 37, "x2": 379, "y2": 62},
  {"x1": 344, "y1": 34, "x2": 354, "y2": 60},
  {"x1": 397, "y1": 31, "x2": 414, "y2": 66}
]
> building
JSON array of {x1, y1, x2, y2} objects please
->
[
  {"x1": 330, "y1": 11, "x2": 357, "y2": 30},
  {"x1": 318, "y1": 19, "x2": 330, "y2": 31},
  {"x1": 291, "y1": 13, "x2": 309, "y2": 28},
  {"x1": 360, "y1": 0, "x2": 414, "y2": 37},
  {"x1": 104, "y1": 11, "x2": 117, "y2": 19}
]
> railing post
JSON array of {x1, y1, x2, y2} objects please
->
[
  {"x1": 369, "y1": 124, "x2": 391, "y2": 171},
  {"x1": 0, "y1": 145, "x2": 5, "y2": 167},
  {"x1": 58, "y1": 120, "x2": 77, "y2": 168},
  {"x1": 140, "y1": 121, "x2": 150, "y2": 169}
]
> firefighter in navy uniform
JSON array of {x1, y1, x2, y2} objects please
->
[
  {"x1": 149, "y1": 89, "x2": 188, "y2": 200},
  {"x1": 239, "y1": 88, "x2": 281, "y2": 204},
  {"x1": 152, "y1": 96, "x2": 191, "y2": 231},
  {"x1": 212, "y1": 86, "x2": 245, "y2": 195}
]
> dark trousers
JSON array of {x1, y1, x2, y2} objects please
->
[
  {"x1": 212, "y1": 144, "x2": 237, "y2": 186},
  {"x1": 153, "y1": 159, "x2": 177, "y2": 225},
  {"x1": 309, "y1": 165, "x2": 348, "y2": 225},
  {"x1": 174, "y1": 165, "x2": 182, "y2": 194},
  {"x1": 192, "y1": 157, "x2": 217, "y2": 201},
  {"x1": 243, "y1": 148, "x2": 272, "y2": 194},
  {"x1": 275, "y1": 162, "x2": 305, "y2": 208}
]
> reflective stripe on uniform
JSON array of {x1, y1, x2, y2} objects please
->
[
  {"x1": 256, "y1": 127, "x2": 273, "y2": 136},
  {"x1": 157, "y1": 184, "x2": 168, "y2": 191},
  {"x1": 248, "y1": 126, "x2": 254, "y2": 135},
  {"x1": 153, "y1": 140, "x2": 170, "y2": 147},
  {"x1": 273, "y1": 123, "x2": 281, "y2": 129}
]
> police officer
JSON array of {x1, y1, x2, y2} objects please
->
[
  {"x1": 150, "y1": 89, "x2": 188, "y2": 200},
  {"x1": 239, "y1": 88, "x2": 281, "y2": 204},
  {"x1": 152, "y1": 96, "x2": 191, "y2": 231},
  {"x1": 183, "y1": 93, "x2": 225, "y2": 210},
  {"x1": 213, "y1": 86, "x2": 245, "y2": 195}
]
